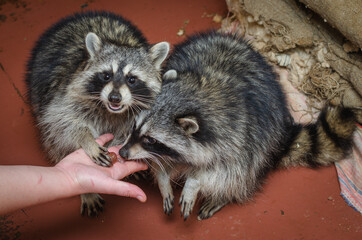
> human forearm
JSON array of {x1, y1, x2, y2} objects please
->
[
  {"x1": 0, "y1": 165, "x2": 76, "y2": 215},
  {"x1": 0, "y1": 134, "x2": 148, "y2": 215}
]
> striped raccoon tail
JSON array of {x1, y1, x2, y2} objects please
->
[{"x1": 280, "y1": 105, "x2": 358, "y2": 168}]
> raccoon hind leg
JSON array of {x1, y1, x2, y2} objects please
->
[
  {"x1": 197, "y1": 197, "x2": 229, "y2": 220},
  {"x1": 80, "y1": 193, "x2": 105, "y2": 217}
]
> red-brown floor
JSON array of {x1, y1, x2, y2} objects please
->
[{"x1": 0, "y1": 0, "x2": 360, "y2": 239}]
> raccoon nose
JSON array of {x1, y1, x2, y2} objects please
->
[
  {"x1": 108, "y1": 93, "x2": 122, "y2": 104},
  {"x1": 119, "y1": 147, "x2": 129, "y2": 159}
]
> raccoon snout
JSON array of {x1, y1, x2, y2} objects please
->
[
  {"x1": 119, "y1": 147, "x2": 129, "y2": 159},
  {"x1": 108, "y1": 93, "x2": 122, "y2": 104}
]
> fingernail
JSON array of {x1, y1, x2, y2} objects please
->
[{"x1": 137, "y1": 195, "x2": 145, "y2": 202}]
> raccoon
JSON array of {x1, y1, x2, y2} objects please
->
[
  {"x1": 119, "y1": 32, "x2": 358, "y2": 220},
  {"x1": 25, "y1": 11, "x2": 169, "y2": 216}
]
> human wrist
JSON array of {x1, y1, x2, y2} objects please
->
[{"x1": 52, "y1": 165, "x2": 83, "y2": 197}]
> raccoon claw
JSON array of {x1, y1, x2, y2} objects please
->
[
  {"x1": 197, "y1": 199, "x2": 227, "y2": 220},
  {"x1": 80, "y1": 193, "x2": 105, "y2": 217},
  {"x1": 163, "y1": 194, "x2": 174, "y2": 215},
  {"x1": 129, "y1": 169, "x2": 151, "y2": 181},
  {"x1": 92, "y1": 147, "x2": 112, "y2": 167},
  {"x1": 179, "y1": 194, "x2": 195, "y2": 221}
]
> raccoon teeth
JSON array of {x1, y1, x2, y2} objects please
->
[{"x1": 108, "y1": 103, "x2": 123, "y2": 112}]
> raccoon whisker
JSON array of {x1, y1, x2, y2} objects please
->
[
  {"x1": 128, "y1": 104, "x2": 136, "y2": 118},
  {"x1": 134, "y1": 158, "x2": 151, "y2": 168},
  {"x1": 132, "y1": 101, "x2": 144, "y2": 112},
  {"x1": 133, "y1": 99, "x2": 152, "y2": 108},
  {"x1": 89, "y1": 98, "x2": 104, "y2": 110},
  {"x1": 132, "y1": 90, "x2": 152, "y2": 95},
  {"x1": 133, "y1": 154, "x2": 165, "y2": 173},
  {"x1": 77, "y1": 96, "x2": 103, "y2": 109},
  {"x1": 133, "y1": 102, "x2": 144, "y2": 115},
  {"x1": 147, "y1": 154, "x2": 181, "y2": 187},
  {"x1": 132, "y1": 88, "x2": 154, "y2": 95},
  {"x1": 131, "y1": 91, "x2": 153, "y2": 97},
  {"x1": 147, "y1": 153, "x2": 166, "y2": 173},
  {"x1": 87, "y1": 91, "x2": 102, "y2": 95},
  {"x1": 95, "y1": 99, "x2": 104, "y2": 108},
  {"x1": 132, "y1": 99, "x2": 149, "y2": 110},
  {"x1": 133, "y1": 99, "x2": 152, "y2": 106},
  {"x1": 131, "y1": 104, "x2": 140, "y2": 115},
  {"x1": 132, "y1": 97, "x2": 154, "y2": 105},
  {"x1": 132, "y1": 93, "x2": 153, "y2": 97},
  {"x1": 143, "y1": 159, "x2": 160, "y2": 173},
  {"x1": 132, "y1": 94, "x2": 154, "y2": 102},
  {"x1": 75, "y1": 96, "x2": 105, "y2": 110},
  {"x1": 149, "y1": 154, "x2": 181, "y2": 187},
  {"x1": 126, "y1": 106, "x2": 131, "y2": 122},
  {"x1": 131, "y1": 105, "x2": 142, "y2": 120},
  {"x1": 73, "y1": 95, "x2": 100, "y2": 102},
  {"x1": 147, "y1": 160, "x2": 179, "y2": 188},
  {"x1": 149, "y1": 152, "x2": 174, "y2": 172}
]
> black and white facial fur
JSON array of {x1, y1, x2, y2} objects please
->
[
  {"x1": 25, "y1": 11, "x2": 169, "y2": 216},
  {"x1": 119, "y1": 32, "x2": 357, "y2": 220}
]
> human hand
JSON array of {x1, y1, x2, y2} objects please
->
[{"x1": 55, "y1": 133, "x2": 148, "y2": 202}]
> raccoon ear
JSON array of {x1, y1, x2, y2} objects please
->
[
  {"x1": 163, "y1": 70, "x2": 177, "y2": 80},
  {"x1": 86, "y1": 32, "x2": 102, "y2": 58},
  {"x1": 178, "y1": 117, "x2": 199, "y2": 135},
  {"x1": 150, "y1": 42, "x2": 170, "y2": 70}
]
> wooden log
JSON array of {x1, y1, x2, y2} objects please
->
[{"x1": 300, "y1": 0, "x2": 362, "y2": 49}]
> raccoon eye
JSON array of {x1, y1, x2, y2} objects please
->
[
  {"x1": 100, "y1": 72, "x2": 111, "y2": 81},
  {"x1": 127, "y1": 76, "x2": 137, "y2": 85},
  {"x1": 142, "y1": 136, "x2": 156, "y2": 145}
]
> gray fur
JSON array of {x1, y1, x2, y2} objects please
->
[
  {"x1": 119, "y1": 32, "x2": 357, "y2": 220},
  {"x1": 25, "y1": 11, "x2": 169, "y2": 216}
]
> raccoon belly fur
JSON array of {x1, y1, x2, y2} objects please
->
[
  {"x1": 25, "y1": 11, "x2": 169, "y2": 216},
  {"x1": 119, "y1": 31, "x2": 358, "y2": 220}
]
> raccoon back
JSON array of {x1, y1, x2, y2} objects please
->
[{"x1": 161, "y1": 32, "x2": 357, "y2": 171}]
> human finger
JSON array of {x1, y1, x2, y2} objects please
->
[
  {"x1": 95, "y1": 133, "x2": 114, "y2": 146},
  {"x1": 111, "y1": 160, "x2": 148, "y2": 179},
  {"x1": 108, "y1": 144, "x2": 122, "y2": 154},
  {"x1": 98, "y1": 179, "x2": 147, "y2": 202}
]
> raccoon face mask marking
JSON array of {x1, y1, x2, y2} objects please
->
[
  {"x1": 83, "y1": 32, "x2": 169, "y2": 114},
  {"x1": 119, "y1": 111, "x2": 199, "y2": 165}
]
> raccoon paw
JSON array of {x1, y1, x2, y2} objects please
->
[
  {"x1": 127, "y1": 169, "x2": 151, "y2": 181},
  {"x1": 91, "y1": 146, "x2": 112, "y2": 167},
  {"x1": 179, "y1": 194, "x2": 196, "y2": 221},
  {"x1": 197, "y1": 198, "x2": 227, "y2": 220},
  {"x1": 163, "y1": 193, "x2": 174, "y2": 215},
  {"x1": 80, "y1": 193, "x2": 105, "y2": 217}
]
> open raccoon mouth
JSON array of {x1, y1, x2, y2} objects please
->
[{"x1": 107, "y1": 103, "x2": 125, "y2": 113}]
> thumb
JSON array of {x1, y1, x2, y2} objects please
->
[{"x1": 95, "y1": 133, "x2": 114, "y2": 146}]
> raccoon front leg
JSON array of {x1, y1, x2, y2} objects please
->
[
  {"x1": 197, "y1": 197, "x2": 228, "y2": 220},
  {"x1": 80, "y1": 193, "x2": 105, "y2": 217},
  {"x1": 78, "y1": 128, "x2": 112, "y2": 217},
  {"x1": 78, "y1": 127, "x2": 112, "y2": 167},
  {"x1": 179, "y1": 177, "x2": 200, "y2": 220},
  {"x1": 156, "y1": 170, "x2": 174, "y2": 215}
]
